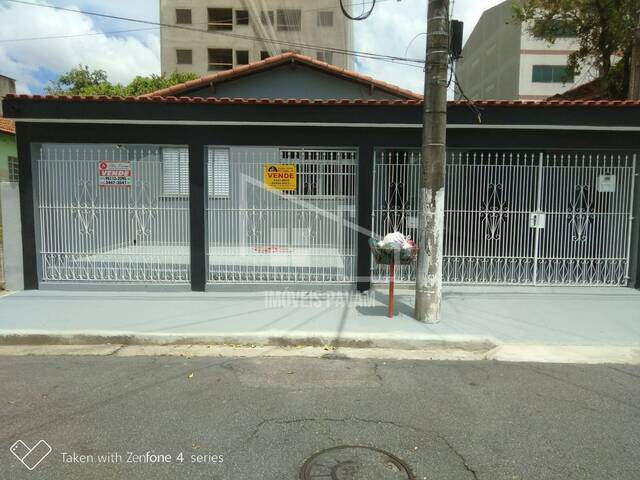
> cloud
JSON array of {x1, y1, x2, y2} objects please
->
[
  {"x1": 354, "y1": 0, "x2": 507, "y2": 95},
  {"x1": 0, "y1": 0, "x2": 506, "y2": 96},
  {"x1": 0, "y1": 0, "x2": 160, "y2": 93}
]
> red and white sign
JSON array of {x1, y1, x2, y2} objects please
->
[{"x1": 98, "y1": 161, "x2": 132, "y2": 187}]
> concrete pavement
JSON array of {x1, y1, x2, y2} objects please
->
[{"x1": 0, "y1": 287, "x2": 638, "y2": 363}]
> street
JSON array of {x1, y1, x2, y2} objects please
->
[{"x1": 1, "y1": 355, "x2": 639, "y2": 479}]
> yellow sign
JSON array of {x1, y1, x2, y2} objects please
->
[{"x1": 264, "y1": 164, "x2": 297, "y2": 191}]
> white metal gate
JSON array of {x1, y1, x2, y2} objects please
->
[
  {"x1": 35, "y1": 144, "x2": 190, "y2": 283},
  {"x1": 372, "y1": 150, "x2": 636, "y2": 286},
  {"x1": 207, "y1": 148, "x2": 358, "y2": 283}
]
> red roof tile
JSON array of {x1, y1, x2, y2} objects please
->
[
  {"x1": 142, "y1": 52, "x2": 424, "y2": 101},
  {"x1": 0, "y1": 117, "x2": 15, "y2": 135},
  {"x1": 4, "y1": 93, "x2": 640, "y2": 108}
]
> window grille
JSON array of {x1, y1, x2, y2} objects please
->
[
  {"x1": 162, "y1": 148, "x2": 189, "y2": 196},
  {"x1": 317, "y1": 11, "x2": 333, "y2": 27},
  {"x1": 175, "y1": 8, "x2": 191, "y2": 24},
  {"x1": 316, "y1": 50, "x2": 333, "y2": 64},
  {"x1": 8, "y1": 156, "x2": 18, "y2": 183},
  {"x1": 208, "y1": 8, "x2": 233, "y2": 30},
  {"x1": 277, "y1": 9, "x2": 301, "y2": 31},
  {"x1": 280, "y1": 150, "x2": 356, "y2": 198},
  {"x1": 207, "y1": 148, "x2": 230, "y2": 197},
  {"x1": 176, "y1": 49, "x2": 192, "y2": 65},
  {"x1": 260, "y1": 10, "x2": 274, "y2": 25}
]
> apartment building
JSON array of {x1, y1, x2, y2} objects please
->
[
  {"x1": 160, "y1": 0, "x2": 354, "y2": 76},
  {"x1": 455, "y1": 0, "x2": 596, "y2": 101}
]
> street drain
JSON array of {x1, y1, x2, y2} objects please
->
[{"x1": 300, "y1": 445, "x2": 414, "y2": 480}]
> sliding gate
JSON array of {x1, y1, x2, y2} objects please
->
[
  {"x1": 372, "y1": 150, "x2": 636, "y2": 286},
  {"x1": 35, "y1": 144, "x2": 191, "y2": 284},
  {"x1": 207, "y1": 147, "x2": 358, "y2": 283}
]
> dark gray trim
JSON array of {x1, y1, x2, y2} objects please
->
[
  {"x1": 189, "y1": 144, "x2": 207, "y2": 292},
  {"x1": 16, "y1": 124, "x2": 38, "y2": 290}
]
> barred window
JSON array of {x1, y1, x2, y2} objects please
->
[
  {"x1": 260, "y1": 10, "x2": 274, "y2": 25},
  {"x1": 162, "y1": 148, "x2": 189, "y2": 196},
  {"x1": 8, "y1": 156, "x2": 18, "y2": 183},
  {"x1": 316, "y1": 50, "x2": 333, "y2": 64},
  {"x1": 176, "y1": 49, "x2": 192, "y2": 65},
  {"x1": 317, "y1": 11, "x2": 333, "y2": 27},
  {"x1": 208, "y1": 48, "x2": 233, "y2": 71},
  {"x1": 279, "y1": 150, "x2": 356, "y2": 197},
  {"x1": 277, "y1": 9, "x2": 301, "y2": 31},
  {"x1": 207, "y1": 148, "x2": 230, "y2": 197},
  {"x1": 175, "y1": 8, "x2": 191, "y2": 24},
  {"x1": 208, "y1": 8, "x2": 232, "y2": 31}
]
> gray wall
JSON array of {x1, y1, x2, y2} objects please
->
[
  {"x1": 454, "y1": 0, "x2": 521, "y2": 100},
  {"x1": 0, "y1": 75, "x2": 16, "y2": 116},
  {"x1": 186, "y1": 64, "x2": 408, "y2": 100}
]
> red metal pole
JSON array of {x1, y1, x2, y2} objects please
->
[{"x1": 388, "y1": 262, "x2": 395, "y2": 318}]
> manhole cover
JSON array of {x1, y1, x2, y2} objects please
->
[{"x1": 300, "y1": 445, "x2": 414, "y2": 480}]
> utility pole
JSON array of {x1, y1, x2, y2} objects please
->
[
  {"x1": 415, "y1": 0, "x2": 449, "y2": 323},
  {"x1": 630, "y1": 8, "x2": 640, "y2": 100}
]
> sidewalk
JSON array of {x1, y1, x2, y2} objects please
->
[{"x1": 0, "y1": 287, "x2": 638, "y2": 356}]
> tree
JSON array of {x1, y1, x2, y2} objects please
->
[
  {"x1": 514, "y1": 0, "x2": 637, "y2": 98},
  {"x1": 45, "y1": 65, "x2": 199, "y2": 96}
]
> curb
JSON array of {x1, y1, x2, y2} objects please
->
[{"x1": 0, "y1": 330, "x2": 497, "y2": 353}]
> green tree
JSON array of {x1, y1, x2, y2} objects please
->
[
  {"x1": 45, "y1": 66, "x2": 198, "y2": 96},
  {"x1": 514, "y1": 0, "x2": 637, "y2": 99}
]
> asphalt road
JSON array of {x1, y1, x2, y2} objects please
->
[{"x1": 1, "y1": 355, "x2": 639, "y2": 480}]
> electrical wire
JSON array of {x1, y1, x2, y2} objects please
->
[
  {"x1": 340, "y1": 0, "x2": 376, "y2": 21},
  {"x1": 4, "y1": 0, "x2": 423, "y2": 69},
  {"x1": 0, "y1": 27, "x2": 159, "y2": 44}
]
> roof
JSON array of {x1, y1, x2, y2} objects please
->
[
  {"x1": 0, "y1": 116, "x2": 15, "y2": 135},
  {"x1": 548, "y1": 79, "x2": 609, "y2": 101},
  {"x1": 4, "y1": 93, "x2": 640, "y2": 108},
  {"x1": 144, "y1": 52, "x2": 423, "y2": 100}
]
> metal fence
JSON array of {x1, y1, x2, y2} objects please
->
[
  {"x1": 207, "y1": 148, "x2": 358, "y2": 283},
  {"x1": 372, "y1": 150, "x2": 637, "y2": 286},
  {"x1": 35, "y1": 144, "x2": 191, "y2": 283}
]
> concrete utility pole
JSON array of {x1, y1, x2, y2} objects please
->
[
  {"x1": 415, "y1": 0, "x2": 449, "y2": 323},
  {"x1": 630, "y1": 8, "x2": 640, "y2": 100}
]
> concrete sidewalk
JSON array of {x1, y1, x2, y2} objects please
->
[{"x1": 0, "y1": 287, "x2": 638, "y2": 356}]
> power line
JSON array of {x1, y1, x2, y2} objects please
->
[
  {"x1": 5, "y1": 0, "x2": 424, "y2": 69},
  {"x1": 340, "y1": 0, "x2": 377, "y2": 21},
  {"x1": 0, "y1": 27, "x2": 159, "y2": 44}
]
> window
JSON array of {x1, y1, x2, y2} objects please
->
[
  {"x1": 260, "y1": 10, "x2": 274, "y2": 25},
  {"x1": 162, "y1": 148, "x2": 189, "y2": 196},
  {"x1": 317, "y1": 11, "x2": 333, "y2": 27},
  {"x1": 260, "y1": 50, "x2": 270, "y2": 60},
  {"x1": 236, "y1": 10, "x2": 249, "y2": 25},
  {"x1": 316, "y1": 50, "x2": 333, "y2": 64},
  {"x1": 236, "y1": 50, "x2": 249, "y2": 65},
  {"x1": 532, "y1": 65, "x2": 574, "y2": 83},
  {"x1": 280, "y1": 150, "x2": 356, "y2": 197},
  {"x1": 277, "y1": 9, "x2": 301, "y2": 31},
  {"x1": 208, "y1": 8, "x2": 232, "y2": 31},
  {"x1": 208, "y1": 48, "x2": 233, "y2": 71},
  {"x1": 176, "y1": 49, "x2": 192, "y2": 65},
  {"x1": 208, "y1": 148, "x2": 230, "y2": 197},
  {"x1": 8, "y1": 156, "x2": 18, "y2": 183},
  {"x1": 175, "y1": 8, "x2": 191, "y2": 24}
]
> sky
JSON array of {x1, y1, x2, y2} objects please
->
[{"x1": 0, "y1": 0, "x2": 506, "y2": 95}]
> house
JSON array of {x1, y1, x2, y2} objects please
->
[
  {"x1": 0, "y1": 117, "x2": 16, "y2": 182},
  {"x1": 3, "y1": 56, "x2": 640, "y2": 293},
  {"x1": 148, "y1": 52, "x2": 421, "y2": 101},
  {"x1": 160, "y1": 0, "x2": 355, "y2": 76},
  {"x1": 455, "y1": 0, "x2": 596, "y2": 101}
]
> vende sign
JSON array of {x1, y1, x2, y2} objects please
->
[
  {"x1": 98, "y1": 161, "x2": 132, "y2": 187},
  {"x1": 263, "y1": 164, "x2": 297, "y2": 191}
]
